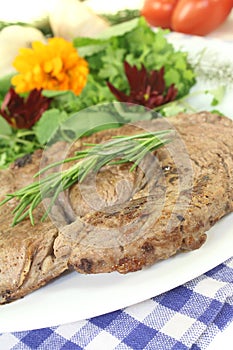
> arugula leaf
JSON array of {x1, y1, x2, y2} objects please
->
[
  {"x1": 61, "y1": 110, "x2": 120, "y2": 139},
  {"x1": 74, "y1": 19, "x2": 140, "y2": 58},
  {"x1": 60, "y1": 103, "x2": 155, "y2": 139},
  {"x1": 73, "y1": 37, "x2": 107, "y2": 48},
  {"x1": 98, "y1": 18, "x2": 140, "y2": 39},
  {"x1": 33, "y1": 109, "x2": 68, "y2": 144},
  {"x1": 77, "y1": 44, "x2": 109, "y2": 58},
  {"x1": 73, "y1": 18, "x2": 139, "y2": 52},
  {"x1": 0, "y1": 116, "x2": 12, "y2": 136}
]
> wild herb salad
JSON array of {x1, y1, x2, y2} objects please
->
[{"x1": 0, "y1": 18, "x2": 224, "y2": 168}]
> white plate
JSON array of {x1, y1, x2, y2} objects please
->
[
  {"x1": 167, "y1": 32, "x2": 233, "y2": 119},
  {"x1": 1, "y1": 214, "x2": 233, "y2": 333},
  {"x1": 1, "y1": 36, "x2": 233, "y2": 333}
]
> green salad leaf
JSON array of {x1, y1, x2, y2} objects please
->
[
  {"x1": 33, "y1": 109, "x2": 68, "y2": 145},
  {"x1": 74, "y1": 18, "x2": 195, "y2": 99},
  {"x1": 0, "y1": 17, "x2": 197, "y2": 169},
  {"x1": 0, "y1": 116, "x2": 12, "y2": 136}
]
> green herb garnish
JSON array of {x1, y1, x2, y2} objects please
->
[{"x1": 0, "y1": 130, "x2": 172, "y2": 226}]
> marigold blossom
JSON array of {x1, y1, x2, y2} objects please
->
[{"x1": 11, "y1": 37, "x2": 89, "y2": 95}]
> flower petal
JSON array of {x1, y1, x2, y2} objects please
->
[
  {"x1": 107, "y1": 61, "x2": 178, "y2": 109},
  {"x1": 0, "y1": 88, "x2": 52, "y2": 129},
  {"x1": 107, "y1": 81, "x2": 130, "y2": 103},
  {"x1": 11, "y1": 37, "x2": 88, "y2": 95}
]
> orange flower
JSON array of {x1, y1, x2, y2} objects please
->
[{"x1": 11, "y1": 37, "x2": 89, "y2": 95}]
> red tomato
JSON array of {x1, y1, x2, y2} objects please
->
[
  {"x1": 171, "y1": 0, "x2": 233, "y2": 36},
  {"x1": 141, "y1": 0, "x2": 179, "y2": 29}
]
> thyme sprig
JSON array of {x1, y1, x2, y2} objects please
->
[{"x1": 0, "y1": 130, "x2": 172, "y2": 226}]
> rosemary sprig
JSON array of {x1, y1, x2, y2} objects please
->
[{"x1": 0, "y1": 130, "x2": 172, "y2": 226}]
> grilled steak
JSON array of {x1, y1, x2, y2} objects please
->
[
  {"x1": 55, "y1": 112, "x2": 233, "y2": 273},
  {"x1": 0, "y1": 143, "x2": 70, "y2": 304},
  {"x1": 0, "y1": 112, "x2": 233, "y2": 304}
]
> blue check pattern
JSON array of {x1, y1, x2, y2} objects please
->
[{"x1": 1, "y1": 257, "x2": 233, "y2": 350}]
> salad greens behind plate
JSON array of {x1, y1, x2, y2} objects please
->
[{"x1": 0, "y1": 18, "x2": 226, "y2": 169}]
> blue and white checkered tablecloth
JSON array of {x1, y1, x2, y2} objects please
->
[{"x1": 1, "y1": 257, "x2": 233, "y2": 350}]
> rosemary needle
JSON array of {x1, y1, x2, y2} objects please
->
[{"x1": 0, "y1": 130, "x2": 172, "y2": 226}]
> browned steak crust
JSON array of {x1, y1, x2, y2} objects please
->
[
  {"x1": 0, "y1": 112, "x2": 233, "y2": 304},
  {"x1": 0, "y1": 143, "x2": 70, "y2": 304},
  {"x1": 55, "y1": 112, "x2": 233, "y2": 274}
]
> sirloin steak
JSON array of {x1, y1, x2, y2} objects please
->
[
  {"x1": 0, "y1": 143, "x2": 70, "y2": 304},
  {"x1": 0, "y1": 112, "x2": 233, "y2": 304},
  {"x1": 55, "y1": 112, "x2": 233, "y2": 273}
]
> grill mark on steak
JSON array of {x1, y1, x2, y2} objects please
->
[
  {"x1": 1, "y1": 112, "x2": 233, "y2": 303},
  {"x1": 13, "y1": 154, "x2": 32, "y2": 168}
]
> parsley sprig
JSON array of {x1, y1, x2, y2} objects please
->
[{"x1": 0, "y1": 130, "x2": 172, "y2": 226}]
